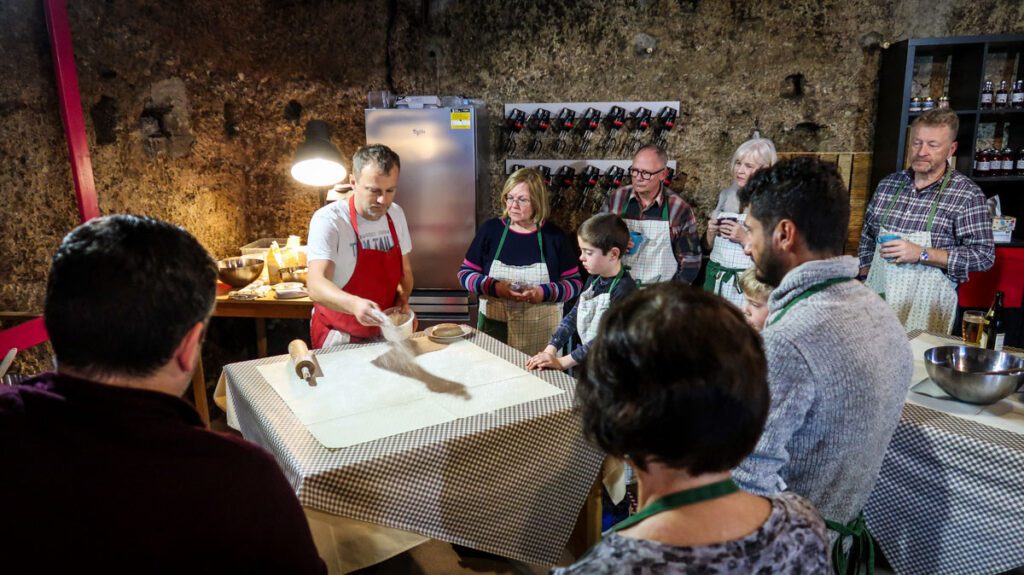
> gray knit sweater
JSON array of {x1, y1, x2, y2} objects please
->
[{"x1": 733, "y1": 256, "x2": 913, "y2": 524}]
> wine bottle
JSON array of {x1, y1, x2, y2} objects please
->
[{"x1": 980, "y1": 291, "x2": 1005, "y2": 351}]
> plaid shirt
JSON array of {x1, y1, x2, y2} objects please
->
[
  {"x1": 858, "y1": 168, "x2": 994, "y2": 284},
  {"x1": 600, "y1": 184, "x2": 702, "y2": 283}
]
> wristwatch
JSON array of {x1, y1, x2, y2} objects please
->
[{"x1": 918, "y1": 248, "x2": 929, "y2": 262}]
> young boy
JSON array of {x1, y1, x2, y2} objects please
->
[
  {"x1": 527, "y1": 214, "x2": 636, "y2": 371},
  {"x1": 737, "y1": 268, "x2": 773, "y2": 331}
]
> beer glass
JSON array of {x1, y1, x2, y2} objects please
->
[{"x1": 962, "y1": 310, "x2": 985, "y2": 345}]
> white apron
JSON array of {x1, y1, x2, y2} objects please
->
[
  {"x1": 705, "y1": 211, "x2": 751, "y2": 308},
  {"x1": 478, "y1": 221, "x2": 562, "y2": 355},
  {"x1": 620, "y1": 198, "x2": 676, "y2": 285},
  {"x1": 866, "y1": 171, "x2": 958, "y2": 334},
  {"x1": 575, "y1": 270, "x2": 624, "y2": 343}
]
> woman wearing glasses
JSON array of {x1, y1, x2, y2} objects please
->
[
  {"x1": 704, "y1": 137, "x2": 777, "y2": 307},
  {"x1": 458, "y1": 168, "x2": 582, "y2": 354}
]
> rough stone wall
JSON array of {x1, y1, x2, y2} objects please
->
[{"x1": 1, "y1": 0, "x2": 1022, "y2": 373}]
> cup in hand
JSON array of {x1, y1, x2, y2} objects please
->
[
  {"x1": 877, "y1": 232, "x2": 901, "y2": 262},
  {"x1": 628, "y1": 231, "x2": 645, "y2": 255}
]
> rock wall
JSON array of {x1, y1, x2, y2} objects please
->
[{"x1": 2, "y1": 0, "x2": 1023, "y2": 372}]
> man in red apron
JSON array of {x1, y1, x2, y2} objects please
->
[{"x1": 306, "y1": 144, "x2": 414, "y2": 348}]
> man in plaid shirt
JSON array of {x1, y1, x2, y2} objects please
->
[
  {"x1": 858, "y1": 108, "x2": 994, "y2": 331},
  {"x1": 599, "y1": 144, "x2": 702, "y2": 284}
]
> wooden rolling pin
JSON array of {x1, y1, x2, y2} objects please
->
[{"x1": 288, "y1": 339, "x2": 318, "y2": 386}]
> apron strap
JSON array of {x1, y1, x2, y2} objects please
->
[
  {"x1": 881, "y1": 168, "x2": 952, "y2": 232},
  {"x1": 495, "y1": 219, "x2": 546, "y2": 265},
  {"x1": 619, "y1": 188, "x2": 670, "y2": 222},
  {"x1": 826, "y1": 512, "x2": 875, "y2": 575},
  {"x1": 609, "y1": 478, "x2": 738, "y2": 533},
  {"x1": 767, "y1": 277, "x2": 851, "y2": 327}
]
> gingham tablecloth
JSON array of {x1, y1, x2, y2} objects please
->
[
  {"x1": 864, "y1": 330, "x2": 1024, "y2": 575},
  {"x1": 222, "y1": 330, "x2": 604, "y2": 565}
]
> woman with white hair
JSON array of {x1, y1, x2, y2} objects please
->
[{"x1": 703, "y1": 137, "x2": 777, "y2": 307}]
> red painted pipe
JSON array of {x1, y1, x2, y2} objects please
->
[
  {"x1": 0, "y1": 0, "x2": 102, "y2": 354},
  {"x1": 45, "y1": 0, "x2": 99, "y2": 223}
]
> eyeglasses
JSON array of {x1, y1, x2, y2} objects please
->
[
  {"x1": 505, "y1": 196, "x2": 531, "y2": 206},
  {"x1": 628, "y1": 166, "x2": 666, "y2": 181}
]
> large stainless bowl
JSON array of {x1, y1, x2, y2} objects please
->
[
  {"x1": 217, "y1": 257, "x2": 264, "y2": 288},
  {"x1": 924, "y1": 346, "x2": 1024, "y2": 405}
]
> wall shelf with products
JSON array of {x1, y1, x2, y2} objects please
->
[{"x1": 872, "y1": 34, "x2": 1024, "y2": 243}]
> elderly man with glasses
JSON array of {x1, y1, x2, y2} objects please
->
[{"x1": 599, "y1": 144, "x2": 701, "y2": 285}]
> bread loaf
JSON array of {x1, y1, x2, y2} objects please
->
[{"x1": 433, "y1": 323, "x2": 463, "y2": 338}]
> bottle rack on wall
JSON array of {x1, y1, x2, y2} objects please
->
[{"x1": 502, "y1": 101, "x2": 680, "y2": 158}]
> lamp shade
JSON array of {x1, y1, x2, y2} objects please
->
[{"x1": 291, "y1": 120, "x2": 347, "y2": 186}]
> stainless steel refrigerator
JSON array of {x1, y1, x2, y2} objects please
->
[{"x1": 364, "y1": 102, "x2": 489, "y2": 324}]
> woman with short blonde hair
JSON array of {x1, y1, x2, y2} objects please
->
[{"x1": 458, "y1": 168, "x2": 581, "y2": 355}]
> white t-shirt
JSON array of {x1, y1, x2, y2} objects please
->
[{"x1": 307, "y1": 200, "x2": 412, "y2": 289}]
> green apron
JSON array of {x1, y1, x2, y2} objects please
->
[
  {"x1": 476, "y1": 222, "x2": 546, "y2": 341},
  {"x1": 609, "y1": 478, "x2": 739, "y2": 533}
]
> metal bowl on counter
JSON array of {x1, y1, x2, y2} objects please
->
[
  {"x1": 217, "y1": 257, "x2": 264, "y2": 288},
  {"x1": 924, "y1": 345, "x2": 1024, "y2": 405},
  {"x1": 280, "y1": 266, "x2": 308, "y2": 285}
]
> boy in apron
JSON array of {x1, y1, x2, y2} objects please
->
[{"x1": 527, "y1": 214, "x2": 637, "y2": 371}]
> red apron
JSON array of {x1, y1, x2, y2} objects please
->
[{"x1": 310, "y1": 196, "x2": 403, "y2": 348}]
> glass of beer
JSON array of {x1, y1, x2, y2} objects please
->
[{"x1": 962, "y1": 310, "x2": 985, "y2": 345}]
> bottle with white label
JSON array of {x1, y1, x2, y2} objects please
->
[
  {"x1": 1013, "y1": 80, "x2": 1024, "y2": 108},
  {"x1": 981, "y1": 80, "x2": 994, "y2": 109},
  {"x1": 980, "y1": 291, "x2": 1005, "y2": 351},
  {"x1": 995, "y1": 80, "x2": 1009, "y2": 108}
]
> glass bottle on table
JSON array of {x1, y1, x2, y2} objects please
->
[
  {"x1": 980, "y1": 291, "x2": 1005, "y2": 351},
  {"x1": 981, "y1": 80, "x2": 994, "y2": 109}
]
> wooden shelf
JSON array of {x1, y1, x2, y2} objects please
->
[{"x1": 971, "y1": 175, "x2": 1024, "y2": 182}]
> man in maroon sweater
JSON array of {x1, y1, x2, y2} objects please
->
[{"x1": 0, "y1": 215, "x2": 326, "y2": 574}]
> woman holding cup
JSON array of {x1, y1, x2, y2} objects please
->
[
  {"x1": 704, "y1": 137, "x2": 777, "y2": 308},
  {"x1": 458, "y1": 168, "x2": 582, "y2": 355}
]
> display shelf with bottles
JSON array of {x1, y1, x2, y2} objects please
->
[{"x1": 872, "y1": 34, "x2": 1024, "y2": 243}]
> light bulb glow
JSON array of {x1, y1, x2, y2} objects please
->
[{"x1": 291, "y1": 159, "x2": 347, "y2": 186}]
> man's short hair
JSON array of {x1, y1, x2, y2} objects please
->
[
  {"x1": 44, "y1": 215, "x2": 217, "y2": 378},
  {"x1": 578, "y1": 213, "x2": 629, "y2": 256},
  {"x1": 352, "y1": 144, "x2": 401, "y2": 177},
  {"x1": 577, "y1": 283, "x2": 769, "y2": 475},
  {"x1": 634, "y1": 143, "x2": 668, "y2": 166},
  {"x1": 738, "y1": 157, "x2": 850, "y2": 256},
  {"x1": 911, "y1": 108, "x2": 959, "y2": 140}
]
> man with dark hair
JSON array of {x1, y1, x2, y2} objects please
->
[
  {"x1": 734, "y1": 158, "x2": 913, "y2": 560},
  {"x1": 0, "y1": 215, "x2": 325, "y2": 574},
  {"x1": 599, "y1": 144, "x2": 701, "y2": 285},
  {"x1": 308, "y1": 143, "x2": 415, "y2": 348},
  {"x1": 859, "y1": 108, "x2": 994, "y2": 332}
]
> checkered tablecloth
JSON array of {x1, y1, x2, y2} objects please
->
[
  {"x1": 864, "y1": 331, "x2": 1024, "y2": 575},
  {"x1": 222, "y1": 330, "x2": 604, "y2": 565}
]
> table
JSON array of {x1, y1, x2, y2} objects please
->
[
  {"x1": 864, "y1": 331, "x2": 1024, "y2": 575},
  {"x1": 190, "y1": 291, "x2": 314, "y2": 426},
  {"x1": 218, "y1": 330, "x2": 604, "y2": 566}
]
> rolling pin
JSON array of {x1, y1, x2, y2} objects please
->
[{"x1": 288, "y1": 339, "x2": 318, "y2": 386}]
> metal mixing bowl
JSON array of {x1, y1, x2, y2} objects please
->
[
  {"x1": 924, "y1": 346, "x2": 1024, "y2": 405},
  {"x1": 280, "y1": 266, "x2": 308, "y2": 285},
  {"x1": 217, "y1": 257, "x2": 264, "y2": 288}
]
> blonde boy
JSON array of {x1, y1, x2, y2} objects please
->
[{"x1": 737, "y1": 268, "x2": 773, "y2": 331}]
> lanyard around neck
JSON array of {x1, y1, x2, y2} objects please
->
[
  {"x1": 495, "y1": 219, "x2": 545, "y2": 264},
  {"x1": 610, "y1": 478, "x2": 739, "y2": 533},
  {"x1": 766, "y1": 277, "x2": 851, "y2": 327},
  {"x1": 620, "y1": 188, "x2": 669, "y2": 221},
  {"x1": 881, "y1": 167, "x2": 952, "y2": 233}
]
